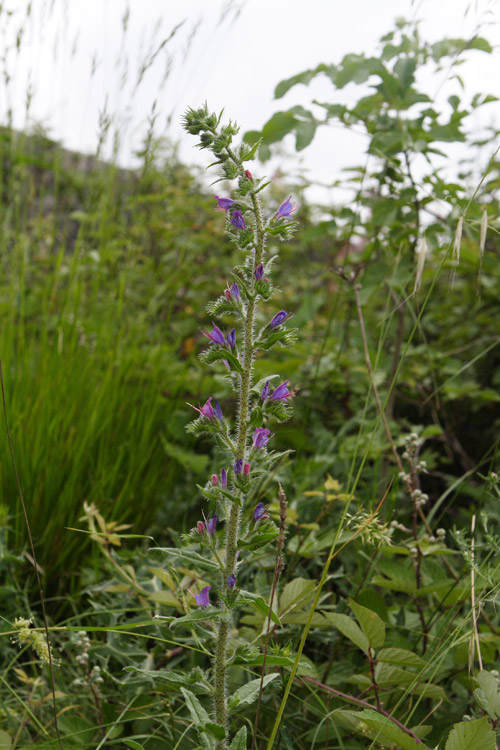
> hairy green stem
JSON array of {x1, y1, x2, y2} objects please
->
[{"x1": 213, "y1": 156, "x2": 266, "y2": 745}]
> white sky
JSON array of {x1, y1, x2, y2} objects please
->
[{"x1": 1, "y1": 0, "x2": 498, "y2": 200}]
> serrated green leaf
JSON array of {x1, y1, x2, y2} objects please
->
[
  {"x1": 181, "y1": 688, "x2": 210, "y2": 727},
  {"x1": 228, "y1": 673, "x2": 279, "y2": 709},
  {"x1": 229, "y1": 726, "x2": 247, "y2": 750},
  {"x1": 349, "y1": 599, "x2": 385, "y2": 648},
  {"x1": 474, "y1": 671, "x2": 500, "y2": 719},
  {"x1": 356, "y1": 709, "x2": 424, "y2": 750},
  {"x1": 323, "y1": 612, "x2": 369, "y2": 653},
  {"x1": 445, "y1": 717, "x2": 496, "y2": 750}
]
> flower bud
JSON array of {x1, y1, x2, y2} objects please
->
[
  {"x1": 211, "y1": 474, "x2": 218, "y2": 486},
  {"x1": 234, "y1": 459, "x2": 243, "y2": 474},
  {"x1": 243, "y1": 463, "x2": 250, "y2": 476}
]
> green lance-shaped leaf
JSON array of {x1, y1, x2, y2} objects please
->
[
  {"x1": 349, "y1": 599, "x2": 386, "y2": 649},
  {"x1": 445, "y1": 717, "x2": 496, "y2": 750},
  {"x1": 123, "y1": 741, "x2": 145, "y2": 750},
  {"x1": 170, "y1": 608, "x2": 228, "y2": 629},
  {"x1": 181, "y1": 688, "x2": 210, "y2": 727},
  {"x1": 237, "y1": 589, "x2": 282, "y2": 626},
  {"x1": 228, "y1": 674, "x2": 280, "y2": 710},
  {"x1": 322, "y1": 612, "x2": 369, "y2": 653},
  {"x1": 228, "y1": 726, "x2": 247, "y2": 750},
  {"x1": 149, "y1": 547, "x2": 220, "y2": 572}
]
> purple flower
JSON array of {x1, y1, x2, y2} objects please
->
[
  {"x1": 261, "y1": 380, "x2": 270, "y2": 400},
  {"x1": 202, "y1": 322, "x2": 226, "y2": 345},
  {"x1": 253, "y1": 502, "x2": 268, "y2": 521},
  {"x1": 220, "y1": 467, "x2": 227, "y2": 487},
  {"x1": 227, "y1": 574, "x2": 236, "y2": 589},
  {"x1": 194, "y1": 585, "x2": 211, "y2": 608},
  {"x1": 214, "y1": 401, "x2": 224, "y2": 421},
  {"x1": 231, "y1": 210, "x2": 246, "y2": 230},
  {"x1": 225, "y1": 282, "x2": 240, "y2": 301},
  {"x1": 268, "y1": 311, "x2": 292, "y2": 329},
  {"x1": 234, "y1": 458, "x2": 243, "y2": 474},
  {"x1": 276, "y1": 195, "x2": 297, "y2": 219},
  {"x1": 255, "y1": 263, "x2": 264, "y2": 281},
  {"x1": 271, "y1": 380, "x2": 295, "y2": 400},
  {"x1": 214, "y1": 195, "x2": 235, "y2": 212},
  {"x1": 223, "y1": 360, "x2": 231, "y2": 372},
  {"x1": 187, "y1": 396, "x2": 216, "y2": 420},
  {"x1": 252, "y1": 427, "x2": 273, "y2": 449},
  {"x1": 226, "y1": 328, "x2": 236, "y2": 348},
  {"x1": 205, "y1": 513, "x2": 218, "y2": 535}
]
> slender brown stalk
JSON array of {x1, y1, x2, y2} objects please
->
[{"x1": 0, "y1": 356, "x2": 64, "y2": 750}]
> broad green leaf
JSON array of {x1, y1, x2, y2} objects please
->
[
  {"x1": 410, "y1": 682, "x2": 446, "y2": 700},
  {"x1": 149, "y1": 547, "x2": 219, "y2": 572},
  {"x1": 474, "y1": 671, "x2": 500, "y2": 719},
  {"x1": 229, "y1": 726, "x2": 247, "y2": 750},
  {"x1": 445, "y1": 717, "x2": 496, "y2": 750},
  {"x1": 323, "y1": 612, "x2": 369, "y2": 653},
  {"x1": 377, "y1": 648, "x2": 426, "y2": 668},
  {"x1": 356, "y1": 709, "x2": 424, "y2": 750},
  {"x1": 349, "y1": 599, "x2": 385, "y2": 648},
  {"x1": 170, "y1": 608, "x2": 226, "y2": 628},
  {"x1": 228, "y1": 674, "x2": 280, "y2": 709},
  {"x1": 203, "y1": 723, "x2": 226, "y2": 741},
  {"x1": 279, "y1": 577, "x2": 316, "y2": 613},
  {"x1": 374, "y1": 663, "x2": 415, "y2": 686},
  {"x1": 180, "y1": 688, "x2": 210, "y2": 727},
  {"x1": 238, "y1": 590, "x2": 281, "y2": 625}
]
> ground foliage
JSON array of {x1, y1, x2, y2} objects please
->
[{"x1": 1, "y1": 16, "x2": 500, "y2": 750}]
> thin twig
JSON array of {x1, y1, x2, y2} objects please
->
[{"x1": 0, "y1": 356, "x2": 64, "y2": 750}]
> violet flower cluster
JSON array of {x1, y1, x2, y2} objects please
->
[{"x1": 168, "y1": 104, "x2": 299, "y2": 747}]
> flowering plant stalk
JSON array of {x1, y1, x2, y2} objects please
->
[{"x1": 153, "y1": 105, "x2": 298, "y2": 749}]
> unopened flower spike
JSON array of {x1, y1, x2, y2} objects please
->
[
  {"x1": 231, "y1": 210, "x2": 246, "y2": 230},
  {"x1": 187, "y1": 396, "x2": 216, "y2": 420},
  {"x1": 202, "y1": 322, "x2": 226, "y2": 345},
  {"x1": 214, "y1": 195, "x2": 235, "y2": 212},
  {"x1": 253, "y1": 502, "x2": 269, "y2": 522},
  {"x1": 226, "y1": 328, "x2": 236, "y2": 348},
  {"x1": 214, "y1": 401, "x2": 224, "y2": 421},
  {"x1": 220, "y1": 467, "x2": 227, "y2": 487},
  {"x1": 276, "y1": 195, "x2": 298, "y2": 219},
  {"x1": 268, "y1": 310, "x2": 293, "y2": 329}
]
